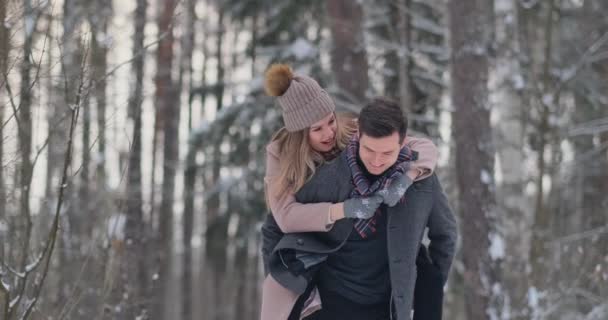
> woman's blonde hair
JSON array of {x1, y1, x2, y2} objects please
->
[{"x1": 269, "y1": 112, "x2": 358, "y2": 201}]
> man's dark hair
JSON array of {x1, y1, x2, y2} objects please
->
[{"x1": 359, "y1": 97, "x2": 408, "y2": 142}]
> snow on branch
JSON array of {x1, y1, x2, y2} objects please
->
[
  {"x1": 411, "y1": 15, "x2": 444, "y2": 37},
  {"x1": 546, "y1": 224, "x2": 608, "y2": 248},
  {"x1": 584, "y1": 303, "x2": 608, "y2": 320},
  {"x1": 557, "y1": 30, "x2": 608, "y2": 90},
  {"x1": 567, "y1": 117, "x2": 608, "y2": 137},
  {"x1": 189, "y1": 100, "x2": 250, "y2": 145}
]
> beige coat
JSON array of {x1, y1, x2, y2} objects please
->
[{"x1": 261, "y1": 135, "x2": 439, "y2": 320}]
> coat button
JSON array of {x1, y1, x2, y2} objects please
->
[{"x1": 296, "y1": 239, "x2": 304, "y2": 246}]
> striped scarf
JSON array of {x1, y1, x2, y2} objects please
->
[
  {"x1": 345, "y1": 135, "x2": 417, "y2": 238},
  {"x1": 321, "y1": 147, "x2": 342, "y2": 162}
]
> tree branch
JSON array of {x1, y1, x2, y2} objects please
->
[{"x1": 21, "y1": 53, "x2": 85, "y2": 320}]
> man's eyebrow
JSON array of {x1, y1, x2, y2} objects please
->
[
  {"x1": 363, "y1": 145, "x2": 376, "y2": 152},
  {"x1": 363, "y1": 145, "x2": 394, "y2": 153}
]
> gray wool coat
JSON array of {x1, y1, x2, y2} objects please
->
[{"x1": 263, "y1": 152, "x2": 458, "y2": 319}]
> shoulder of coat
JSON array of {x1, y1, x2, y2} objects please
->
[{"x1": 266, "y1": 140, "x2": 280, "y2": 158}]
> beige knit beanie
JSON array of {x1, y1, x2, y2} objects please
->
[{"x1": 264, "y1": 64, "x2": 335, "y2": 132}]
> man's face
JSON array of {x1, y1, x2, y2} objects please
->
[{"x1": 358, "y1": 131, "x2": 405, "y2": 175}]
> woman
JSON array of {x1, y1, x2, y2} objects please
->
[{"x1": 261, "y1": 64, "x2": 441, "y2": 320}]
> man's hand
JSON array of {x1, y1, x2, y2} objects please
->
[
  {"x1": 377, "y1": 173, "x2": 413, "y2": 206},
  {"x1": 343, "y1": 195, "x2": 383, "y2": 219}
]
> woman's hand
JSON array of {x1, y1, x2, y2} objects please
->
[
  {"x1": 343, "y1": 195, "x2": 383, "y2": 219},
  {"x1": 377, "y1": 173, "x2": 413, "y2": 206}
]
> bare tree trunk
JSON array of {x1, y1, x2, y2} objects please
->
[
  {"x1": 80, "y1": 15, "x2": 94, "y2": 236},
  {"x1": 45, "y1": 37, "x2": 58, "y2": 198},
  {"x1": 3, "y1": 2, "x2": 52, "y2": 318},
  {"x1": 326, "y1": 0, "x2": 369, "y2": 103},
  {"x1": 0, "y1": 3, "x2": 9, "y2": 315},
  {"x1": 120, "y1": 0, "x2": 148, "y2": 317},
  {"x1": 491, "y1": 0, "x2": 531, "y2": 316},
  {"x1": 206, "y1": 148, "x2": 221, "y2": 227},
  {"x1": 206, "y1": 5, "x2": 224, "y2": 230},
  {"x1": 245, "y1": 235, "x2": 261, "y2": 317},
  {"x1": 215, "y1": 8, "x2": 224, "y2": 111},
  {"x1": 160, "y1": 152, "x2": 179, "y2": 320},
  {"x1": 199, "y1": 11, "x2": 209, "y2": 118},
  {"x1": 0, "y1": 0, "x2": 8, "y2": 260},
  {"x1": 449, "y1": 0, "x2": 502, "y2": 319},
  {"x1": 91, "y1": 0, "x2": 111, "y2": 187},
  {"x1": 149, "y1": 2, "x2": 163, "y2": 241},
  {"x1": 526, "y1": 0, "x2": 557, "y2": 290},
  {"x1": 185, "y1": 0, "x2": 196, "y2": 132},
  {"x1": 182, "y1": 147, "x2": 197, "y2": 320},
  {"x1": 12, "y1": 1, "x2": 36, "y2": 316},
  {"x1": 80, "y1": 87, "x2": 91, "y2": 233},
  {"x1": 395, "y1": 0, "x2": 413, "y2": 113},
  {"x1": 55, "y1": 0, "x2": 84, "y2": 310},
  {"x1": 149, "y1": 134, "x2": 159, "y2": 232},
  {"x1": 22, "y1": 66, "x2": 84, "y2": 320},
  {"x1": 47, "y1": 0, "x2": 80, "y2": 207},
  {"x1": 379, "y1": 1, "x2": 399, "y2": 100},
  {"x1": 18, "y1": 0, "x2": 34, "y2": 236},
  {"x1": 154, "y1": 0, "x2": 177, "y2": 317},
  {"x1": 40, "y1": 12, "x2": 59, "y2": 310},
  {"x1": 229, "y1": 25, "x2": 240, "y2": 104},
  {"x1": 250, "y1": 13, "x2": 258, "y2": 78},
  {"x1": 178, "y1": 0, "x2": 196, "y2": 317}
]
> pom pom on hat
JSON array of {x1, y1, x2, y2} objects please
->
[{"x1": 264, "y1": 64, "x2": 294, "y2": 97}]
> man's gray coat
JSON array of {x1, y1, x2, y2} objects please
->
[{"x1": 263, "y1": 152, "x2": 458, "y2": 319}]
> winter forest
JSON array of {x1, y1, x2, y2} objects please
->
[{"x1": 0, "y1": 0, "x2": 607, "y2": 319}]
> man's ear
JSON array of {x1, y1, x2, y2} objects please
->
[{"x1": 400, "y1": 135, "x2": 408, "y2": 148}]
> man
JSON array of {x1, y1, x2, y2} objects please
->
[{"x1": 262, "y1": 97, "x2": 458, "y2": 320}]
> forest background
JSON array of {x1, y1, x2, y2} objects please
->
[{"x1": 1, "y1": 0, "x2": 607, "y2": 319}]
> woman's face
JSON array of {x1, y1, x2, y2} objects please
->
[{"x1": 308, "y1": 113, "x2": 337, "y2": 153}]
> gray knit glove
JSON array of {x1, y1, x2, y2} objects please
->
[
  {"x1": 343, "y1": 195, "x2": 383, "y2": 219},
  {"x1": 377, "y1": 174, "x2": 413, "y2": 206}
]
